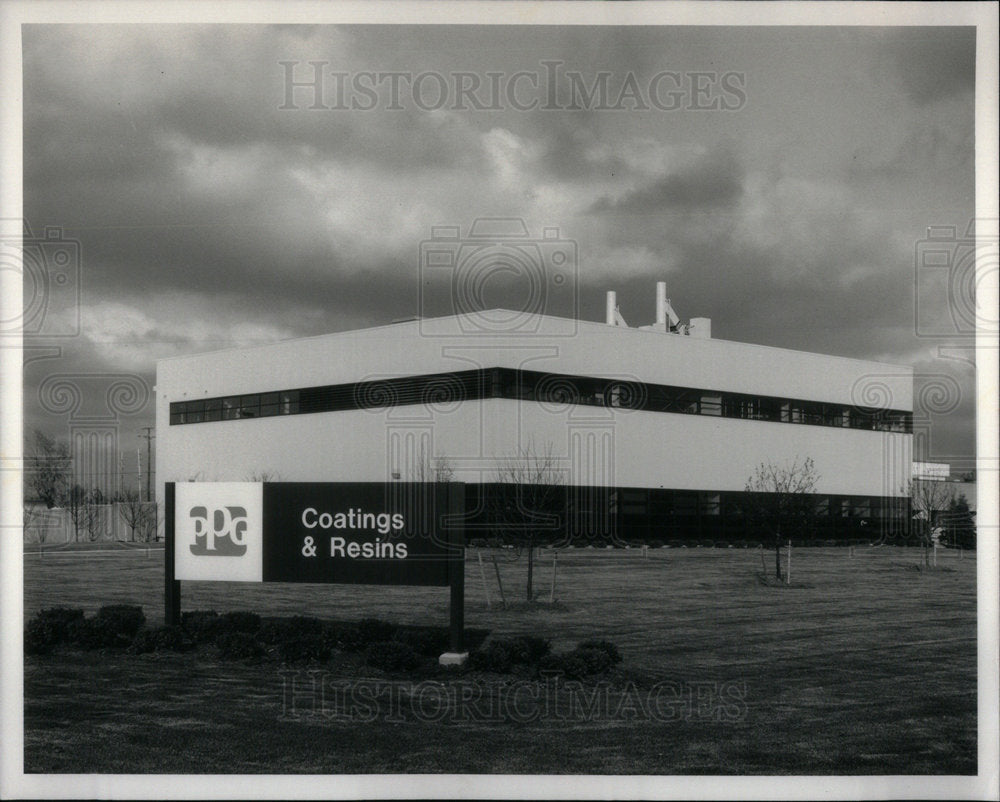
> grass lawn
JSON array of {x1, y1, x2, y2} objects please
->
[{"x1": 23, "y1": 545, "x2": 977, "y2": 774}]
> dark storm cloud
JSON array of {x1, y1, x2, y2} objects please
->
[
  {"x1": 588, "y1": 147, "x2": 744, "y2": 213},
  {"x1": 882, "y1": 27, "x2": 976, "y2": 106},
  {"x1": 18, "y1": 24, "x2": 979, "y2": 468}
]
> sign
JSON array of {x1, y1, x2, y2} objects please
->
[
  {"x1": 175, "y1": 482, "x2": 264, "y2": 582},
  {"x1": 172, "y1": 482, "x2": 456, "y2": 586},
  {"x1": 165, "y1": 481, "x2": 467, "y2": 659}
]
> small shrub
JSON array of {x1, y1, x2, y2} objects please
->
[
  {"x1": 181, "y1": 610, "x2": 219, "y2": 643},
  {"x1": 216, "y1": 631, "x2": 264, "y2": 661},
  {"x1": 327, "y1": 622, "x2": 365, "y2": 652},
  {"x1": 216, "y1": 611, "x2": 261, "y2": 636},
  {"x1": 506, "y1": 635, "x2": 551, "y2": 664},
  {"x1": 128, "y1": 626, "x2": 194, "y2": 654},
  {"x1": 278, "y1": 634, "x2": 331, "y2": 663},
  {"x1": 575, "y1": 646, "x2": 614, "y2": 675},
  {"x1": 357, "y1": 618, "x2": 395, "y2": 644},
  {"x1": 35, "y1": 607, "x2": 85, "y2": 637},
  {"x1": 469, "y1": 641, "x2": 513, "y2": 673},
  {"x1": 538, "y1": 641, "x2": 620, "y2": 680},
  {"x1": 393, "y1": 626, "x2": 450, "y2": 657},
  {"x1": 258, "y1": 616, "x2": 324, "y2": 645},
  {"x1": 24, "y1": 608, "x2": 85, "y2": 654},
  {"x1": 577, "y1": 639, "x2": 622, "y2": 665},
  {"x1": 363, "y1": 640, "x2": 420, "y2": 672},
  {"x1": 329, "y1": 618, "x2": 396, "y2": 651},
  {"x1": 70, "y1": 617, "x2": 130, "y2": 649},
  {"x1": 264, "y1": 618, "x2": 331, "y2": 663},
  {"x1": 25, "y1": 618, "x2": 60, "y2": 655},
  {"x1": 538, "y1": 651, "x2": 592, "y2": 680},
  {"x1": 96, "y1": 605, "x2": 146, "y2": 639}
]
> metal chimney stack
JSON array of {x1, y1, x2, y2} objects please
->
[
  {"x1": 655, "y1": 282, "x2": 667, "y2": 330},
  {"x1": 606, "y1": 291, "x2": 617, "y2": 325}
]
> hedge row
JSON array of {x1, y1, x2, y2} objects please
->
[
  {"x1": 26, "y1": 607, "x2": 625, "y2": 679},
  {"x1": 25, "y1": 606, "x2": 453, "y2": 668},
  {"x1": 468, "y1": 635, "x2": 622, "y2": 679},
  {"x1": 25, "y1": 606, "x2": 146, "y2": 655}
]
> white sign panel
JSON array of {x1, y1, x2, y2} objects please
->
[{"x1": 175, "y1": 482, "x2": 263, "y2": 582}]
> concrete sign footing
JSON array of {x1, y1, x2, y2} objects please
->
[{"x1": 438, "y1": 651, "x2": 469, "y2": 667}]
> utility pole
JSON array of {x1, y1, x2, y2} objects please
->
[{"x1": 139, "y1": 427, "x2": 155, "y2": 504}]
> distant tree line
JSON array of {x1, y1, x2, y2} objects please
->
[{"x1": 23, "y1": 428, "x2": 158, "y2": 542}]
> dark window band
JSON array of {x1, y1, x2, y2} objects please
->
[
  {"x1": 169, "y1": 367, "x2": 912, "y2": 433},
  {"x1": 462, "y1": 485, "x2": 912, "y2": 544}
]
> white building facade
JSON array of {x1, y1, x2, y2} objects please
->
[{"x1": 156, "y1": 308, "x2": 913, "y2": 545}]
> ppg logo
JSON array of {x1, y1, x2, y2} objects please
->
[{"x1": 189, "y1": 506, "x2": 249, "y2": 556}]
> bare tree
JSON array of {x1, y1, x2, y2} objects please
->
[
  {"x1": 141, "y1": 502, "x2": 161, "y2": 542},
  {"x1": 491, "y1": 440, "x2": 566, "y2": 601},
  {"x1": 908, "y1": 478, "x2": 956, "y2": 566},
  {"x1": 411, "y1": 443, "x2": 454, "y2": 483},
  {"x1": 745, "y1": 457, "x2": 820, "y2": 581},
  {"x1": 23, "y1": 503, "x2": 43, "y2": 544},
  {"x1": 84, "y1": 488, "x2": 107, "y2": 542},
  {"x1": 67, "y1": 484, "x2": 96, "y2": 542},
  {"x1": 245, "y1": 470, "x2": 281, "y2": 482},
  {"x1": 25, "y1": 429, "x2": 70, "y2": 509},
  {"x1": 117, "y1": 486, "x2": 150, "y2": 542}
]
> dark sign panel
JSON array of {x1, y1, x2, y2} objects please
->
[
  {"x1": 262, "y1": 483, "x2": 454, "y2": 586},
  {"x1": 173, "y1": 482, "x2": 460, "y2": 587}
]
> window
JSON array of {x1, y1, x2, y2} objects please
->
[
  {"x1": 204, "y1": 398, "x2": 221, "y2": 422},
  {"x1": 725, "y1": 395, "x2": 760, "y2": 420},
  {"x1": 168, "y1": 368, "x2": 913, "y2": 435},
  {"x1": 823, "y1": 405, "x2": 850, "y2": 427},
  {"x1": 259, "y1": 392, "x2": 279, "y2": 417},
  {"x1": 280, "y1": 390, "x2": 299, "y2": 415},
  {"x1": 700, "y1": 493, "x2": 721, "y2": 516},
  {"x1": 184, "y1": 400, "x2": 204, "y2": 423},
  {"x1": 673, "y1": 391, "x2": 699, "y2": 414},
  {"x1": 674, "y1": 492, "x2": 698, "y2": 515},
  {"x1": 222, "y1": 397, "x2": 240, "y2": 420},
  {"x1": 781, "y1": 401, "x2": 805, "y2": 423},
  {"x1": 700, "y1": 394, "x2": 722, "y2": 416},
  {"x1": 801, "y1": 402, "x2": 824, "y2": 425},
  {"x1": 758, "y1": 398, "x2": 782, "y2": 421},
  {"x1": 240, "y1": 394, "x2": 259, "y2": 418}
]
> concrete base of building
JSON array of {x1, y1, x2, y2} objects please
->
[{"x1": 438, "y1": 651, "x2": 469, "y2": 667}]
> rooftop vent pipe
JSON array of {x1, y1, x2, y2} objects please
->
[{"x1": 656, "y1": 281, "x2": 667, "y2": 329}]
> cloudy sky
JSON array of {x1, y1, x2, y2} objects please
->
[{"x1": 20, "y1": 23, "x2": 978, "y2": 484}]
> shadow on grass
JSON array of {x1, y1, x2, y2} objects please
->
[{"x1": 753, "y1": 572, "x2": 816, "y2": 589}]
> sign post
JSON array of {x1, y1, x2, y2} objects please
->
[
  {"x1": 441, "y1": 481, "x2": 467, "y2": 664},
  {"x1": 164, "y1": 483, "x2": 180, "y2": 626},
  {"x1": 165, "y1": 481, "x2": 467, "y2": 663}
]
